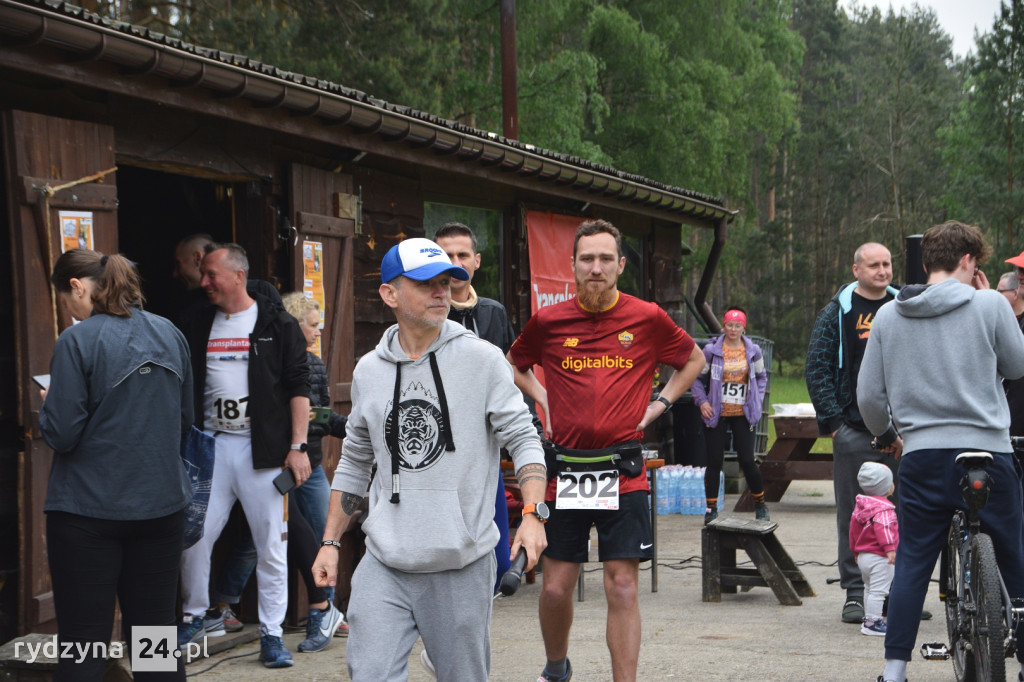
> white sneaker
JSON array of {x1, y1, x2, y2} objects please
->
[
  {"x1": 419, "y1": 649, "x2": 436, "y2": 680},
  {"x1": 334, "y1": 611, "x2": 349, "y2": 637}
]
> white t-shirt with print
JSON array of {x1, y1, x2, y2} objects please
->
[{"x1": 204, "y1": 303, "x2": 257, "y2": 434}]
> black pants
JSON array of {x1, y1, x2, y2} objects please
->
[
  {"x1": 46, "y1": 510, "x2": 186, "y2": 682},
  {"x1": 703, "y1": 415, "x2": 764, "y2": 500}
]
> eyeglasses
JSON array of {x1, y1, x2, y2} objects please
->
[{"x1": 998, "y1": 289, "x2": 1018, "y2": 294}]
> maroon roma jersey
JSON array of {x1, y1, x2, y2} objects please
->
[{"x1": 509, "y1": 292, "x2": 695, "y2": 494}]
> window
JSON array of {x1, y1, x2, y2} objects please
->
[
  {"x1": 424, "y1": 203, "x2": 503, "y2": 299},
  {"x1": 619, "y1": 233, "x2": 644, "y2": 298}
]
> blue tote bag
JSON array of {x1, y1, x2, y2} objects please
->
[{"x1": 181, "y1": 426, "x2": 215, "y2": 549}]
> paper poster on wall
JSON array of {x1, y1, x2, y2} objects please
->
[
  {"x1": 302, "y1": 240, "x2": 326, "y2": 358},
  {"x1": 525, "y1": 210, "x2": 580, "y2": 314},
  {"x1": 59, "y1": 211, "x2": 94, "y2": 253}
]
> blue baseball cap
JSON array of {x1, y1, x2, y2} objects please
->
[{"x1": 380, "y1": 238, "x2": 469, "y2": 284}]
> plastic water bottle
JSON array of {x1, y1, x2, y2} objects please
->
[
  {"x1": 695, "y1": 467, "x2": 706, "y2": 515},
  {"x1": 656, "y1": 468, "x2": 670, "y2": 515},
  {"x1": 680, "y1": 468, "x2": 688, "y2": 515},
  {"x1": 684, "y1": 467, "x2": 696, "y2": 515},
  {"x1": 671, "y1": 466, "x2": 683, "y2": 514},
  {"x1": 718, "y1": 470, "x2": 726, "y2": 510}
]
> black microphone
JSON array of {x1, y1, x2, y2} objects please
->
[{"x1": 499, "y1": 549, "x2": 528, "y2": 596}]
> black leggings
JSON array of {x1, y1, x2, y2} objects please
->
[
  {"x1": 288, "y1": 492, "x2": 327, "y2": 604},
  {"x1": 46, "y1": 509, "x2": 186, "y2": 682},
  {"x1": 704, "y1": 415, "x2": 764, "y2": 500}
]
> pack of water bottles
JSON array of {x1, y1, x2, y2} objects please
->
[{"x1": 655, "y1": 465, "x2": 725, "y2": 515}]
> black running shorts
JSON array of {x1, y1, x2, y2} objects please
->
[{"x1": 543, "y1": 490, "x2": 653, "y2": 563}]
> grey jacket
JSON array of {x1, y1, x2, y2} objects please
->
[
  {"x1": 332, "y1": 320, "x2": 543, "y2": 572},
  {"x1": 858, "y1": 278, "x2": 1024, "y2": 454},
  {"x1": 40, "y1": 309, "x2": 193, "y2": 520}
]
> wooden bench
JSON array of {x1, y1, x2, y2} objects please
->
[{"x1": 701, "y1": 517, "x2": 815, "y2": 605}]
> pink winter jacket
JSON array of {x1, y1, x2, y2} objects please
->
[{"x1": 849, "y1": 494, "x2": 899, "y2": 558}]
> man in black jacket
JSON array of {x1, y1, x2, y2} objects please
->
[
  {"x1": 435, "y1": 222, "x2": 516, "y2": 353},
  {"x1": 435, "y1": 222, "x2": 519, "y2": 598},
  {"x1": 805, "y1": 242, "x2": 902, "y2": 625},
  {"x1": 176, "y1": 243, "x2": 310, "y2": 668}
]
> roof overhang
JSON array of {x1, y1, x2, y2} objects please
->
[{"x1": 0, "y1": 0, "x2": 737, "y2": 227}]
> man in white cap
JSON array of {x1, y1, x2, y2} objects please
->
[{"x1": 312, "y1": 237, "x2": 548, "y2": 680}]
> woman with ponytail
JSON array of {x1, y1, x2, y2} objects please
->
[{"x1": 39, "y1": 249, "x2": 192, "y2": 681}]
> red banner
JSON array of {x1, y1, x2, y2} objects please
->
[{"x1": 525, "y1": 210, "x2": 581, "y2": 314}]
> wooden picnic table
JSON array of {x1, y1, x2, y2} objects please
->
[{"x1": 734, "y1": 416, "x2": 833, "y2": 511}]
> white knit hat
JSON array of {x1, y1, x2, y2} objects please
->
[{"x1": 858, "y1": 461, "x2": 893, "y2": 496}]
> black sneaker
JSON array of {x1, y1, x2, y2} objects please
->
[
  {"x1": 842, "y1": 597, "x2": 864, "y2": 623},
  {"x1": 704, "y1": 509, "x2": 718, "y2": 525}
]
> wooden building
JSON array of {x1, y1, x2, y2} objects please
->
[{"x1": 0, "y1": 0, "x2": 735, "y2": 639}]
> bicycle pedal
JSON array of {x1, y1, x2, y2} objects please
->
[{"x1": 920, "y1": 642, "x2": 950, "y2": 660}]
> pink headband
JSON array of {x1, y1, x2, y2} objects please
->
[{"x1": 723, "y1": 309, "x2": 747, "y2": 327}]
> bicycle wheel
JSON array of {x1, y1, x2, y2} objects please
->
[
  {"x1": 970, "y1": 533, "x2": 1006, "y2": 682},
  {"x1": 945, "y1": 514, "x2": 972, "y2": 682}
]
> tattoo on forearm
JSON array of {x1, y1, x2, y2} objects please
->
[
  {"x1": 341, "y1": 492, "x2": 364, "y2": 516},
  {"x1": 517, "y1": 463, "x2": 546, "y2": 487}
]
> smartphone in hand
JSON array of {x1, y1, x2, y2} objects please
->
[{"x1": 33, "y1": 374, "x2": 51, "y2": 390}]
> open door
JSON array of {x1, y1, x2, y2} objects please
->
[
  {"x1": 288, "y1": 164, "x2": 355, "y2": 478},
  {"x1": 1, "y1": 110, "x2": 118, "y2": 634}
]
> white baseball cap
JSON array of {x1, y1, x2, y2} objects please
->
[{"x1": 380, "y1": 238, "x2": 469, "y2": 284}]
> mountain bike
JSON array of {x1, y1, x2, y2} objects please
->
[{"x1": 938, "y1": 450, "x2": 1024, "y2": 681}]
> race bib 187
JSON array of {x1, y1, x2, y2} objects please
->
[{"x1": 209, "y1": 395, "x2": 250, "y2": 431}]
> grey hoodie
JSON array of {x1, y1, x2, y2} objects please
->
[
  {"x1": 332, "y1": 320, "x2": 544, "y2": 572},
  {"x1": 857, "y1": 277, "x2": 1024, "y2": 454}
]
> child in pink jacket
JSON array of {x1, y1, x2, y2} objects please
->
[{"x1": 849, "y1": 461, "x2": 898, "y2": 636}]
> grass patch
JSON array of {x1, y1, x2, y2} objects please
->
[{"x1": 765, "y1": 374, "x2": 833, "y2": 454}]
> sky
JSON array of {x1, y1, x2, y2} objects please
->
[{"x1": 841, "y1": 0, "x2": 1004, "y2": 57}]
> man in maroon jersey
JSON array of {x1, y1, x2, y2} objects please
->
[{"x1": 508, "y1": 219, "x2": 705, "y2": 682}]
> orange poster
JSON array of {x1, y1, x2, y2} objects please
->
[
  {"x1": 302, "y1": 240, "x2": 325, "y2": 358},
  {"x1": 59, "y1": 211, "x2": 94, "y2": 253}
]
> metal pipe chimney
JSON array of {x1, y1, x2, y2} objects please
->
[{"x1": 500, "y1": 0, "x2": 518, "y2": 140}]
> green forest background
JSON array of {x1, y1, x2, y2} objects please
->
[{"x1": 81, "y1": 0, "x2": 1024, "y2": 374}]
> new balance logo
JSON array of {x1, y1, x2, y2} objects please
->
[{"x1": 563, "y1": 338, "x2": 579, "y2": 347}]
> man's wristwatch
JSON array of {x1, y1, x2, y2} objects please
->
[
  {"x1": 290, "y1": 443, "x2": 308, "y2": 452},
  {"x1": 654, "y1": 395, "x2": 672, "y2": 409},
  {"x1": 523, "y1": 502, "x2": 550, "y2": 523}
]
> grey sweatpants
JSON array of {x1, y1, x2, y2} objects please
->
[
  {"x1": 833, "y1": 423, "x2": 898, "y2": 597},
  {"x1": 346, "y1": 550, "x2": 495, "y2": 681}
]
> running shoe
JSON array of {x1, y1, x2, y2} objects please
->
[
  {"x1": 220, "y1": 605, "x2": 243, "y2": 632},
  {"x1": 176, "y1": 616, "x2": 205, "y2": 650},
  {"x1": 298, "y1": 603, "x2": 343, "y2": 653},
  {"x1": 258, "y1": 628, "x2": 294, "y2": 668}
]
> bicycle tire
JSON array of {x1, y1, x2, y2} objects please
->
[
  {"x1": 970, "y1": 533, "x2": 1006, "y2": 682},
  {"x1": 945, "y1": 513, "x2": 972, "y2": 682}
]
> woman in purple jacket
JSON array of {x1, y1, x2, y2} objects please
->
[{"x1": 691, "y1": 308, "x2": 769, "y2": 524}]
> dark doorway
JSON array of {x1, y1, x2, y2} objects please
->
[{"x1": 116, "y1": 166, "x2": 234, "y2": 322}]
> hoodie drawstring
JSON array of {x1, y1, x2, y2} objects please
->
[
  {"x1": 389, "y1": 362, "x2": 402, "y2": 503},
  {"x1": 428, "y1": 352, "x2": 456, "y2": 453},
  {"x1": 388, "y1": 351, "x2": 456, "y2": 503}
]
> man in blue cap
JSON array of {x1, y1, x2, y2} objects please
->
[{"x1": 313, "y1": 237, "x2": 548, "y2": 680}]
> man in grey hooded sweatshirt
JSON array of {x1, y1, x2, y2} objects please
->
[
  {"x1": 312, "y1": 237, "x2": 548, "y2": 681},
  {"x1": 857, "y1": 221, "x2": 1024, "y2": 682}
]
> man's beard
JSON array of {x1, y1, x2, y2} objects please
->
[{"x1": 576, "y1": 278, "x2": 615, "y2": 311}]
